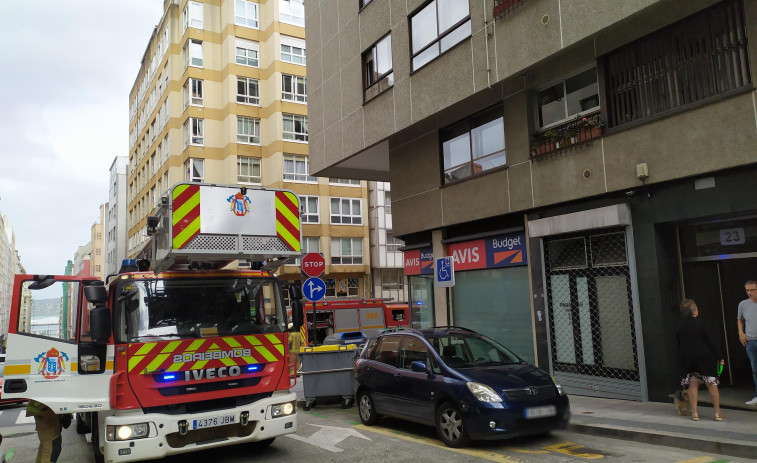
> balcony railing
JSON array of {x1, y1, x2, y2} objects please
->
[{"x1": 530, "y1": 112, "x2": 604, "y2": 160}]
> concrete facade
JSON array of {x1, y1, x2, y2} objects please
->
[{"x1": 305, "y1": 0, "x2": 757, "y2": 403}]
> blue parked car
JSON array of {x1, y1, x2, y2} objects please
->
[{"x1": 354, "y1": 327, "x2": 570, "y2": 447}]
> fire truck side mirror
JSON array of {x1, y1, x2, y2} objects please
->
[
  {"x1": 290, "y1": 300, "x2": 304, "y2": 330},
  {"x1": 84, "y1": 283, "x2": 108, "y2": 304},
  {"x1": 90, "y1": 306, "x2": 112, "y2": 343}
]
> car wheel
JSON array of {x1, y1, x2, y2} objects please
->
[
  {"x1": 357, "y1": 391, "x2": 379, "y2": 425},
  {"x1": 435, "y1": 401, "x2": 469, "y2": 448}
]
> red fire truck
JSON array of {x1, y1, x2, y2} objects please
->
[
  {"x1": 301, "y1": 299, "x2": 409, "y2": 346},
  {"x1": 3, "y1": 183, "x2": 305, "y2": 462}
]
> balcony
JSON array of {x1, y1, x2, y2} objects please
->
[{"x1": 530, "y1": 112, "x2": 604, "y2": 161}]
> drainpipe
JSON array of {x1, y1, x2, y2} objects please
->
[{"x1": 484, "y1": 0, "x2": 492, "y2": 88}]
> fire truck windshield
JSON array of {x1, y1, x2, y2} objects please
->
[{"x1": 115, "y1": 277, "x2": 286, "y2": 342}]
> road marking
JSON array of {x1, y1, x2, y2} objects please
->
[
  {"x1": 15, "y1": 413, "x2": 35, "y2": 425},
  {"x1": 286, "y1": 424, "x2": 371, "y2": 452},
  {"x1": 677, "y1": 458, "x2": 726, "y2": 463},
  {"x1": 355, "y1": 425, "x2": 525, "y2": 462},
  {"x1": 542, "y1": 442, "x2": 604, "y2": 459}
]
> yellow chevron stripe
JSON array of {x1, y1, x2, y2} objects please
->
[
  {"x1": 221, "y1": 357, "x2": 237, "y2": 367},
  {"x1": 173, "y1": 183, "x2": 190, "y2": 199},
  {"x1": 128, "y1": 356, "x2": 143, "y2": 372},
  {"x1": 172, "y1": 190, "x2": 200, "y2": 226},
  {"x1": 161, "y1": 341, "x2": 182, "y2": 353},
  {"x1": 276, "y1": 222, "x2": 300, "y2": 251},
  {"x1": 265, "y1": 334, "x2": 282, "y2": 345},
  {"x1": 187, "y1": 340, "x2": 206, "y2": 352},
  {"x1": 255, "y1": 346, "x2": 277, "y2": 362},
  {"x1": 191, "y1": 360, "x2": 209, "y2": 370},
  {"x1": 135, "y1": 343, "x2": 156, "y2": 356},
  {"x1": 173, "y1": 218, "x2": 200, "y2": 249},
  {"x1": 241, "y1": 356, "x2": 257, "y2": 364},
  {"x1": 146, "y1": 354, "x2": 170, "y2": 373},
  {"x1": 245, "y1": 336, "x2": 262, "y2": 346},
  {"x1": 167, "y1": 362, "x2": 183, "y2": 372},
  {"x1": 223, "y1": 337, "x2": 241, "y2": 348}
]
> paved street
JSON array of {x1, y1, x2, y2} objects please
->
[{"x1": 0, "y1": 401, "x2": 751, "y2": 463}]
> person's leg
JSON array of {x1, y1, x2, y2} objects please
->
[
  {"x1": 687, "y1": 378, "x2": 699, "y2": 419},
  {"x1": 704, "y1": 381, "x2": 722, "y2": 418},
  {"x1": 747, "y1": 340, "x2": 757, "y2": 396}
]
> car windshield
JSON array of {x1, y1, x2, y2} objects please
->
[
  {"x1": 426, "y1": 332, "x2": 522, "y2": 367},
  {"x1": 115, "y1": 277, "x2": 285, "y2": 342}
]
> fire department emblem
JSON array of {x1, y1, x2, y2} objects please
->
[
  {"x1": 227, "y1": 193, "x2": 252, "y2": 217},
  {"x1": 34, "y1": 347, "x2": 69, "y2": 379}
]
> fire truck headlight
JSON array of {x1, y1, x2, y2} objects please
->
[
  {"x1": 271, "y1": 401, "x2": 296, "y2": 418},
  {"x1": 107, "y1": 423, "x2": 150, "y2": 441}
]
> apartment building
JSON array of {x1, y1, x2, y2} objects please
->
[
  {"x1": 105, "y1": 157, "x2": 128, "y2": 277},
  {"x1": 0, "y1": 205, "x2": 22, "y2": 348},
  {"x1": 305, "y1": 0, "x2": 757, "y2": 403},
  {"x1": 127, "y1": 0, "x2": 374, "y2": 298}
]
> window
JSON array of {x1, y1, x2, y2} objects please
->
[
  {"x1": 283, "y1": 114, "x2": 308, "y2": 141},
  {"x1": 184, "y1": 117, "x2": 204, "y2": 147},
  {"x1": 330, "y1": 198, "x2": 362, "y2": 225},
  {"x1": 185, "y1": 39, "x2": 203, "y2": 68},
  {"x1": 235, "y1": 0, "x2": 259, "y2": 28},
  {"x1": 384, "y1": 191, "x2": 392, "y2": 214},
  {"x1": 237, "y1": 156, "x2": 262, "y2": 183},
  {"x1": 235, "y1": 38, "x2": 259, "y2": 67},
  {"x1": 183, "y1": 1, "x2": 203, "y2": 31},
  {"x1": 293, "y1": 236, "x2": 320, "y2": 265},
  {"x1": 386, "y1": 232, "x2": 404, "y2": 252},
  {"x1": 363, "y1": 34, "x2": 393, "y2": 102},
  {"x1": 185, "y1": 158, "x2": 204, "y2": 182},
  {"x1": 183, "y1": 78, "x2": 203, "y2": 107},
  {"x1": 281, "y1": 36, "x2": 306, "y2": 65},
  {"x1": 236, "y1": 77, "x2": 260, "y2": 105},
  {"x1": 331, "y1": 238, "x2": 363, "y2": 264},
  {"x1": 329, "y1": 178, "x2": 360, "y2": 186},
  {"x1": 381, "y1": 268, "x2": 405, "y2": 291},
  {"x1": 237, "y1": 116, "x2": 261, "y2": 144},
  {"x1": 282, "y1": 74, "x2": 307, "y2": 103},
  {"x1": 283, "y1": 154, "x2": 317, "y2": 182},
  {"x1": 299, "y1": 195, "x2": 319, "y2": 223},
  {"x1": 538, "y1": 68, "x2": 599, "y2": 128},
  {"x1": 442, "y1": 105, "x2": 506, "y2": 183},
  {"x1": 410, "y1": 0, "x2": 470, "y2": 71},
  {"x1": 279, "y1": 0, "x2": 304, "y2": 26},
  {"x1": 604, "y1": 0, "x2": 751, "y2": 128}
]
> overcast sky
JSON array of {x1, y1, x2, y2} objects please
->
[{"x1": 0, "y1": 2, "x2": 165, "y2": 275}]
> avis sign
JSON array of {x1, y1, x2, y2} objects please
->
[{"x1": 301, "y1": 252, "x2": 326, "y2": 277}]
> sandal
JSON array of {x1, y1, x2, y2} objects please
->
[
  {"x1": 714, "y1": 413, "x2": 725, "y2": 421},
  {"x1": 691, "y1": 412, "x2": 699, "y2": 421}
]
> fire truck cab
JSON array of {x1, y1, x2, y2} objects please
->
[{"x1": 3, "y1": 183, "x2": 305, "y2": 462}]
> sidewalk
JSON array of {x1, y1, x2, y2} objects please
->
[
  {"x1": 568, "y1": 394, "x2": 757, "y2": 459},
  {"x1": 293, "y1": 377, "x2": 757, "y2": 459}
]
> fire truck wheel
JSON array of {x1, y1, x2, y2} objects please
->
[
  {"x1": 91, "y1": 414, "x2": 105, "y2": 463},
  {"x1": 75, "y1": 413, "x2": 90, "y2": 434}
]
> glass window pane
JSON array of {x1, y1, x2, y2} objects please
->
[
  {"x1": 412, "y1": 45, "x2": 439, "y2": 70},
  {"x1": 375, "y1": 35, "x2": 392, "y2": 75},
  {"x1": 411, "y1": 2, "x2": 438, "y2": 53},
  {"x1": 566, "y1": 68, "x2": 599, "y2": 116},
  {"x1": 440, "y1": 20, "x2": 470, "y2": 53},
  {"x1": 538, "y1": 83, "x2": 565, "y2": 127},
  {"x1": 351, "y1": 200, "x2": 360, "y2": 215},
  {"x1": 353, "y1": 238, "x2": 362, "y2": 255},
  {"x1": 442, "y1": 133, "x2": 470, "y2": 169},
  {"x1": 437, "y1": 0, "x2": 468, "y2": 33},
  {"x1": 471, "y1": 117, "x2": 504, "y2": 159}
]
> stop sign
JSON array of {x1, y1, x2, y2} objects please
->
[{"x1": 301, "y1": 252, "x2": 326, "y2": 277}]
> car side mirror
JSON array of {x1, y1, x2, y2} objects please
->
[{"x1": 410, "y1": 361, "x2": 427, "y2": 373}]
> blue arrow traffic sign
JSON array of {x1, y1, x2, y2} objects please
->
[{"x1": 303, "y1": 277, "x2": 326, "y2": 301}]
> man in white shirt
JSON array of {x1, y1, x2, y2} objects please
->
[{"x1": 738, "y1": 280, "x2": 757, "y2": 406}]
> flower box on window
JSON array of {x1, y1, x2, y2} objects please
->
[
  {"x1": 493, "y1": 0, "x2": 528, "y2": 19},
  {"x1": 531, "y1": 112, "x2": 604, "y2": 160}
]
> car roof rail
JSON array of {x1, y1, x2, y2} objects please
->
[
  {"x1": 381, "y1": 327, "x2": 423, "y2": 335},
  {"x1": 427, "y1": 325, "x2": 475, "y2": 332}
]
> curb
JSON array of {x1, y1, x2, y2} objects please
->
[{"x1": 569, "y1": 423, "x2": 757, "y2": 459}]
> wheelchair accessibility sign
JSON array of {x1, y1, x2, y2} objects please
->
[{"x1": 435, "y1": 257, "x2": 455, "y2": 288}]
